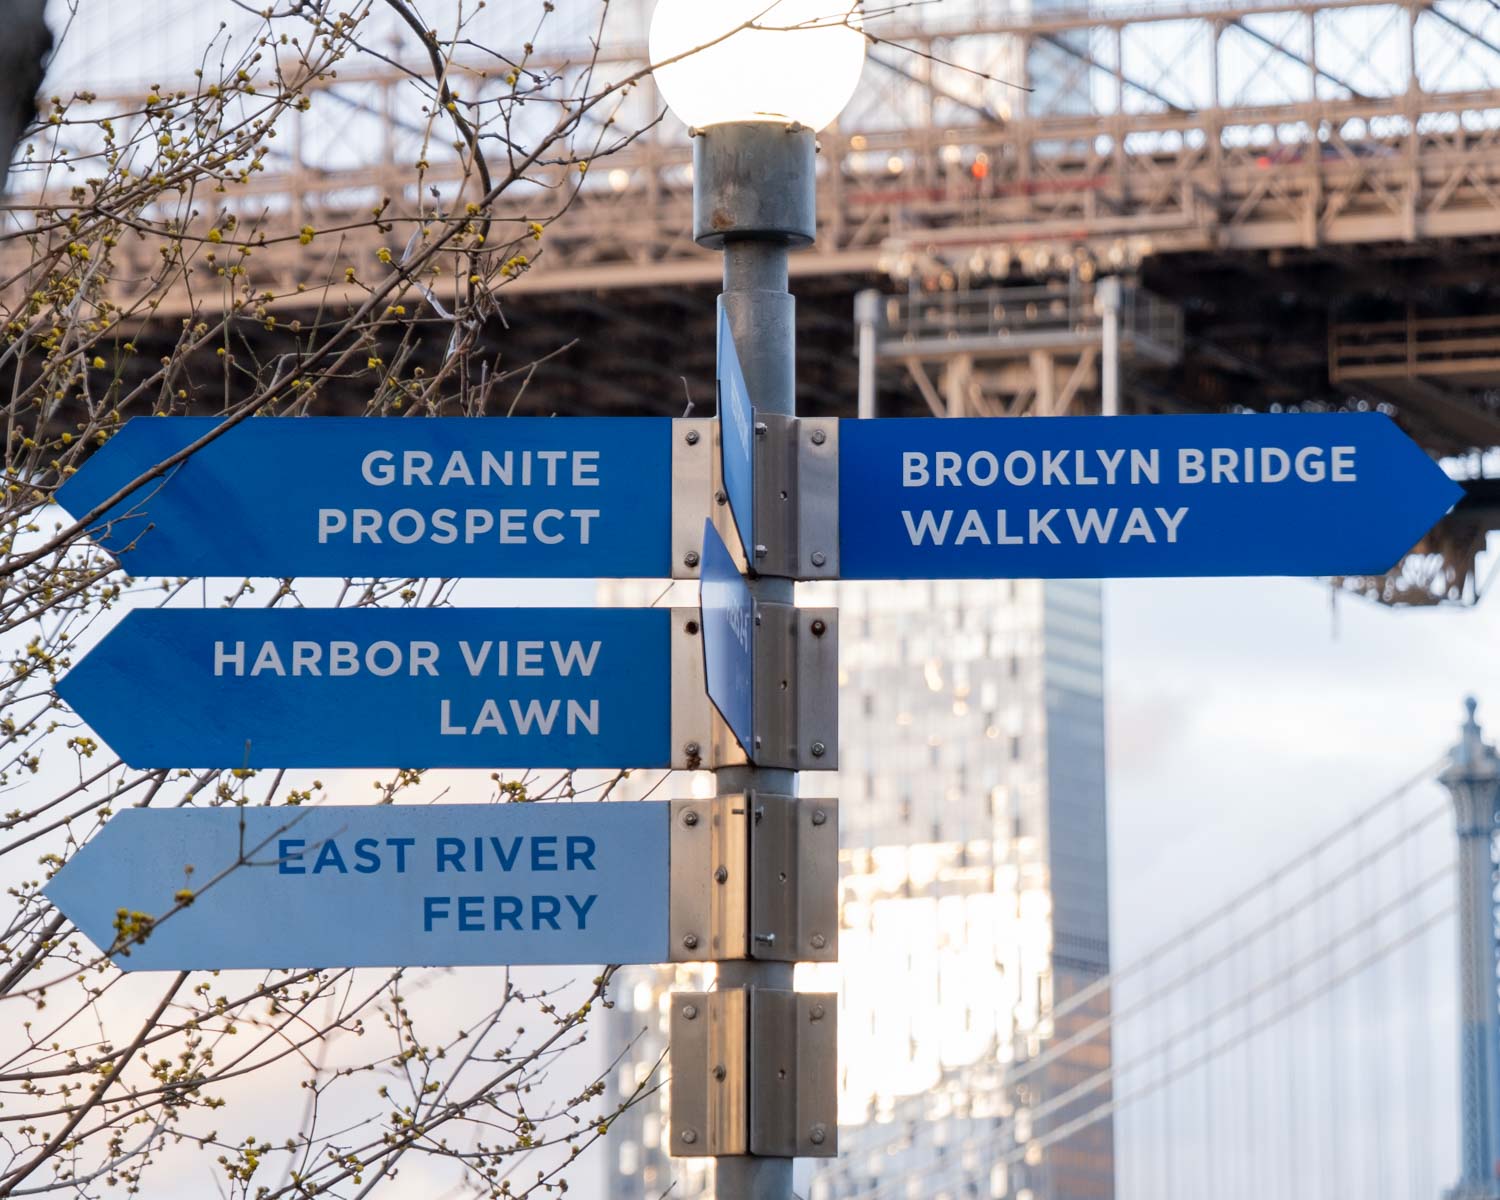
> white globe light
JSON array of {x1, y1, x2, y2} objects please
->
[{"x1": 649, "y1": 0, "x2": 866, "y2": 132}]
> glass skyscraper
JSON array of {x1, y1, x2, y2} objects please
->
[{"x1": 601, "y1": 578, "x2": 1114, "y2": 1199}]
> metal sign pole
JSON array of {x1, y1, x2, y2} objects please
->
[{"x1": 692, "y1": 120, "x2": 819, "y2": 1200}]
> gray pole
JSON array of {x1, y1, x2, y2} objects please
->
[
  {"x1": 855, "y1": 288, "x2": 881, "y2": 420},
  {"x1": 692, "y1": 120, "x2": 818, "y2": 1200},
  {"x1": 1442, "y1": 697, "x2": 1500, "y2": 1200},
  {"x1": 1097, "y1": 276, "x2": 1122, "y2": 417}
]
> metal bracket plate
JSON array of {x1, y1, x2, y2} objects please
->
[
  {"x1": 671, "y1": 418, "x2": 716, "y2": 580},
  {"x1": 751, "y1": 414, "x2": 840, "y2": 580},
  {"x1": 749, "y1": 991, "x2": 838, "y2": 1158},
  {"x1": 669, "y1": 796, "x2": 749, "y2": 962},
  {"x1": 670, "y1": 794, "x2": 837, "y2": 964},
  {"x1": 748, "y1": 795, "x2": 838, "y2": 963},
  {"x1": 669, "y1": 607, "x2": 748, "y2": 772},
  {"x1": 751, "y1": 604, "x2": 839, "y2": 770},
  {"x1": 670, "y1": 988, "x2": 837, "y2": 1159},
  {"x1": 670, "y1": 990, "x2": 748, "y2": 1157}
]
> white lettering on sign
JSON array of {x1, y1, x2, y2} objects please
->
[
  {"x1": 212, "y1": 638, "x2": 609, "y2": 741},
  {"x1": 903, "y1": 448, "x2": 1162, "y2": 488},
  {"x1": 1177, "y1": 445, "x2": 1357, "y2": 484},
  {"x1": 439, "y1": 697, "x2": 600, "y2": 737},
  {"x1": 359, "y1": 448, "x2": 601, "y2": 488},
  {"x1": 902, "y1": 445, "x2": 1357, "y2": 488},
  {"x1": 902, "y1": 507, "x2": 1190, "y2": 547},
  {"x1": 316, "y1": 508, "x2": 600, "y2": 547}
]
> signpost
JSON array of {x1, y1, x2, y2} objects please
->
[
  {"x1": 56, "y1": 417, "x2": 680, "y2": 579},
  {"x1": 44, "y1": 803, "x2": 671, "y2": 971},
  {"x1": 699, "y1": 519, "x2": 756, "y2": 755},
  {"x1": 57, "y1": 607, "x2": 674, "y2": 769},
  {"x1": 838, "y1": 412, "x2": 1464, "y2": 580}
]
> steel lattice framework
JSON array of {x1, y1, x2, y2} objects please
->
[{"x1": 6, "y1": 0, "x2": 1500, "y2": 601}]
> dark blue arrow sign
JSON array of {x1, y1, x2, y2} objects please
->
[
  {"x1": 699, "y1": 520, "x2": 754, "y2": 756},
  {"x1": 57, "y1": 607, "x2": 672, "y2": 769},
  {"x1": 56, "y1": 417, "x2": 673, "y2": 578},
  {"x1": 44, "y1": 802, "x2": 670, "y2": 971},
  {"x1": 839, "y1": 413, "x2": 1463, "y2": 579},
  {"x1": 717, "y1": 303, "x2": 756, "y2": 564}
]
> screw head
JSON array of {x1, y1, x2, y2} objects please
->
[
  {"x1": 713, "y1": 1064, "x2": 726, "y2": 1081},
  {"x1": 812, "y1": 808, "x2": 828, "y2": 826},
  {"x1": 683, "y1": 933, "x2": 700, "y2": 950},
  {"x1": 681, "y1": 1004, "x2": 698, "y2": 1020},
  {"x1": 715, "y1": 490, "x2": 727, "y2": 505},
  {"x1": 681, "y1": 1129, "x2": 698, "y2": 1145},
  {"x1": 810, "y1": 618, "x2": 827, "y2": 637},
  {"x1": 811, "y1": 741, "x2": 827, "y2": 758},
  {"x1": 811, "y1": 933, "x2": 827, "y2": 950},
  {"x1": 810, "y1": 1002, "x2": 826, "y2": 1020},
  {"x1": 685, "y1": 429, "x2": 700, "y2": 445},
  {"x1": 683, "y1": 809, "x2": 700, "y2": 826},
  {"x1": 685, "y1": 619, "x2": 700, "y2": 635},
  {"x1": 811, "y1": 550, "x2": 827, "y2": 567},
  {"x1": 714, "y1": 865, "x2": 729, "y2": 884},
  {"x1": 684, "y1": 550, "x2": 700, "y2": 568},
  {"x1": 809, "y1": 1124, "x2": 827, "y2": 1146},
  {"x1": 811, "y1": 428, "x2": 827, "y2": 446}
]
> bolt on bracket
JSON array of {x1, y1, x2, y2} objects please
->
[{"x1": 670, "y1": 988, "x2": 837, "y2": 1159}]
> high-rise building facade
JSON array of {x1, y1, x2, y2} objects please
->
[{"x1": 601, "y1": 578, "x2": 1114, "y2": 1199}]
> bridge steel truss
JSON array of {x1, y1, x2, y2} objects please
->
[
  {"x1": 14, "y1": 0, "x2": 1500, "y2": 306},
  {"x1": 5, "y1": 0, "x2": 1500, "y2": 602}
]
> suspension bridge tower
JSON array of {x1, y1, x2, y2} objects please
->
[{"x1": 1445, "y1": 698, "x2": 1500, "y2": 1200}]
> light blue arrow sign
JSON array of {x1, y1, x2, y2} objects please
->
[
  {"x1": 717, "y1": 303, "x2": 756, "y2": 565},
  {"x1": 44, "y1": 802, "x2": 670, "y2": 970},
  {"x1": 56, "y1": 417, "x2": 673, "y2": 578},
  {"x1": 839, "y1": 413, "x2": 1463, "y2": 579},
  {"x1": 699, "y1": 520, "x2": 754, "y2": 756},
  {"x1": 57, "y1": 607, "x2": 672, "y2": 769}
]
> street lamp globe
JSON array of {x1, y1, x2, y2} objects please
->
[{"x1": 649, "y1": 0, "x2": 866, "y2": 132}]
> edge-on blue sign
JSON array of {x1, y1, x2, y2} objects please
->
[
  {"x1": 57, "y1": 607, "x2": 673, "y2": 769},
  {"x1": 44, "y1": 803, "x2": 671, "y2": 970},
  {"x1": 699, "y1": 520, "x2": 755, "y2": 757},
  {"x1": 56, "y1": 417, "x2": 674, "y2": 579},
  {"x1": 717, "y1": 303, "x2": 756, "y2": 565},
  {"x1": 839, "y1": 413, "x2": 1463, "y2": 579}
]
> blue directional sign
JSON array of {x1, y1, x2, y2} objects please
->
[
  {"x1": 717, "y1": 303, "x2": 756, "y2": 564},
  {"x1": 839, "y1": 413, "x2": 1463, "y2": 579},
  {"x1": 44, "y1": 802, "x2": 672, "y2": 970},
  {"x1": 56, "y1": 417, "x2": 674, "y2": 578},
  {"x1": 57, "y1": 607, "x2": 672, "y2": 769},
  {"x1": 699, "y1": 520, "x2": 755, "y2": 756}
]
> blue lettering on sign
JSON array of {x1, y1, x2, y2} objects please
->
[
  {"x1": 699, "y1": 519, "x2": 755, "y2": 757},
  {"x1": 838, "y1": 413, "x2": 1464, "y2": 579},
  {"x1": 57, "y1": 607, "x2": 674, "y2": 770},
  {"x1": 717, "y1": 303, "x2": 756, "y2": 563},
  {"x1": 54, "y1": 417, "x2": 675, "y2": 579},
  {"x1": 43, "y1": 803, "x2": 671, "y2": 971}
]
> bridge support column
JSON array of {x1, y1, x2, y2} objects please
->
[{"x1": 1444, "y1": 698, "x2": 1500, "y2": 1200}]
